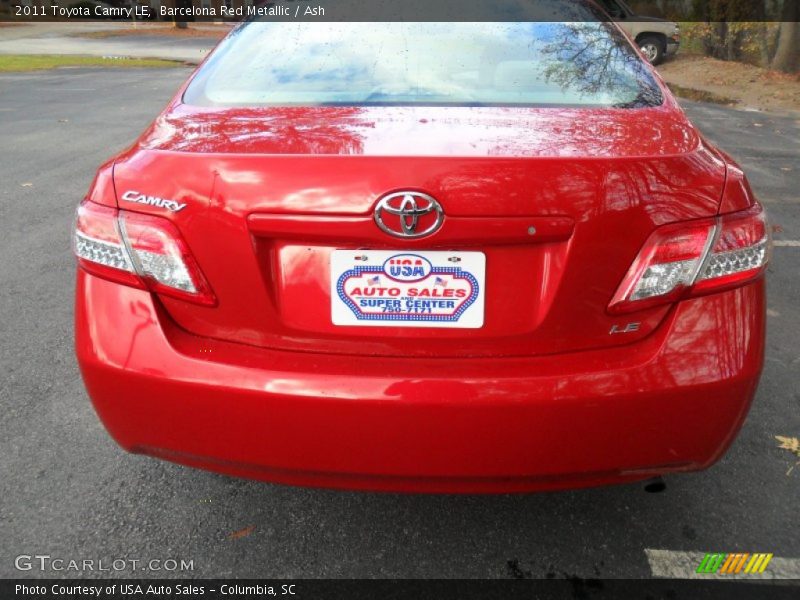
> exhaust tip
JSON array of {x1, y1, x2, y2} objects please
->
[{"x1": 644, "y1": 477, "x2": 666, "y2": 493}]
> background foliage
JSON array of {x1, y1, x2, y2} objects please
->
[{"x1": 628, "y1": 0, "x2": 799, "y2": 72}]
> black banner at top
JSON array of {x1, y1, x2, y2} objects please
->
[{"x1": 2, "y1": 0, "x2": 799, "y2": 23}]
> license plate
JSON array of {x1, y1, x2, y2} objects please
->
[{"x1": 331, "y1": 250, "x2": 485, "y2": 328}]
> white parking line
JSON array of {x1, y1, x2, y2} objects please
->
[
  {"x1": 773, "y1": 240, "x2": 800, "y2": 247},
  {"x1": 645, "y1": 549, "x2": 800, "y2": 580}
]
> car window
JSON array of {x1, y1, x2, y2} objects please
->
[
  {"x1": 597, "y1": 0, "x2": 627, "y2": 18},
  {"x1": 183, "y1": 22, "x2": 663, "y2": 109}
]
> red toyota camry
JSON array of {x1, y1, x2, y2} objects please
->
[{"x1": 73, "y1": 15, "x2": 770, "y2": 493}]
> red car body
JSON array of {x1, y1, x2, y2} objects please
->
[{"x1": 74, "y1": 20, "x2": 767, "y2": 493}]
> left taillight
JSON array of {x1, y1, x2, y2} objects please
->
[
  {"x1": 609, "y1": 203, "x2": 770, "y2": 314},
  {"x1": 73, "y1": 200, "x2": 216, "y2": 306}
]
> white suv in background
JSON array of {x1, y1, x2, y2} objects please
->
[{"x1": 598, "y1": 0, "x2": 680, "y2": 65}]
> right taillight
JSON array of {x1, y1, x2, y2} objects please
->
[
  {"x1": 692, "y1": 204, "x2": 770, "y2": 295},
  {"x1": 609, "y1": 203, "x2": 770, "y2": 314},
  {"x1": 73, "y1": 200, "x2": 215, "y2": 306}
]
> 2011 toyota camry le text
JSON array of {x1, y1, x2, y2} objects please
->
[{"x1": 73, "y1": 11, "x2": 771, "y2": 493}]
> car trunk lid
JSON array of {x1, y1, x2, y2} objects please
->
[{"x1": 111, "y1": 104, "x2": 725, "y2": 358}]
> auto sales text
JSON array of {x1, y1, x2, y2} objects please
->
[
  {"x1": 15, "y1": 584, "x2": 204, "y2": 596},
  {"x1": 15, "y1": 584, "x2": 298, "y2": 596}
]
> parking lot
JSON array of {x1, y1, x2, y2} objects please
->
[{"x1": 0, "y1": 67, "x2": 798, "y2": 579}]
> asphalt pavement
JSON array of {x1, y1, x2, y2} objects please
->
[
  {"x1": 0, "y1": 23, "x2": 219, "y2": 63},
  {"x1": 0, "y1": 67, "x2": 798, "y2": 580}
]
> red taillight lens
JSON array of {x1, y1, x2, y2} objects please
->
[
  {"x1": 73, "y1": 200, "x2": 215, "y2": 306},
  {"x1": 120, "y1": 212, "x2": 216, "y2": 305},
  {"x1": 608, "y1": 220, "x2": 716, "y2": 313},
  {"x1": 609, "y1": 203, "x2": 769, "y2": 314}
]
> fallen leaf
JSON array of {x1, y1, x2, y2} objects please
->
[
  {"x1": 776, "y1": 436, "x2": 800, "y2": 455},
  {"x1": 228, "y1": 525, "x2": 255, "y2": 540},
  {"x1": 775, "y1": 436, "x2": 800, "y2": 476}
]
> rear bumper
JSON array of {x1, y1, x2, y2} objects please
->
[
  {"x1": 75, "y1": 271, "x2": 765, "y2": 493},
  {"x1": 666, "y1": 40, "x2": 680, "y2": 56}
]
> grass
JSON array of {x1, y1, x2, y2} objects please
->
[
  {"x1": 0, "y1": 54, "x2": 185, "y2": 72},
  {"x1": 75, "y1": 26, "x2": 228, "y2": 40}
]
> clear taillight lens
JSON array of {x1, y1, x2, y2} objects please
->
[
  {"x1": 73, "y1": 200, "x2": 215, "y2": 306},
  {"x1": 609, "y1": 204, "x2": 769, "y2": 314},
  {"x1": 73, "y1": 202, "x2": 143, "y2": 289},
  {"x1": 694, "y1": 204, "x2": 770, "y2": 294}
]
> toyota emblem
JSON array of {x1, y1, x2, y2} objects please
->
[{"x1": 373, "y1": 191, "x2": 444, "y2": 239}]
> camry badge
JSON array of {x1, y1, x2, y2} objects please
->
[
  {"x1": 373, "y1": 191, "x2": 444, "y2": 239},
  {"x1": 121, "y1": 190, "x2": 187, "y2": 213}
]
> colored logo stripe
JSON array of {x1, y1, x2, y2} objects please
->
[
  {"x1": 745, "y1": 553, "x2": 773, "y2": 573},
  {"x1": 697, "y1": 553, "x2": 773, "y2": 574},
  {"x1": 696, "y1": 554, "x2": 725, "y2": 573}
]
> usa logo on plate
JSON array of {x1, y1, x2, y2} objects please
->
[{"x1": 330, "y1": 251, "x2": 485, "y2": 328}]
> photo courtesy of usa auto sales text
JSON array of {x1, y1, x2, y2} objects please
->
[{"x1": 15, "y1": 584, "x2": 298, "y2": 597}]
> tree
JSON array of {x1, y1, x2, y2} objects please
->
[
  {"x1": 772, "y1": 1, "x2": 800, "y2": 72},
  {"x1": 173, "y1": 0, "x2": 191, "y2": 29},
  {"x1": 681, "y1": 0, "x2": 799, "y2": 72}
]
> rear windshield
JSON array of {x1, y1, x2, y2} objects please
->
[{"x1": 183, "y1": 22, "x2": 663, "y2": 109}]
